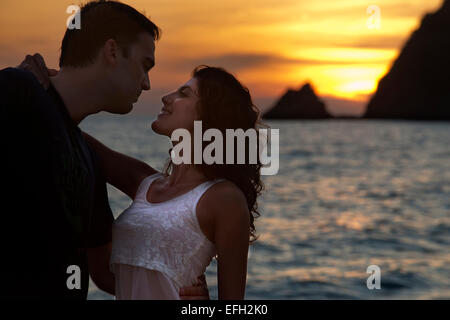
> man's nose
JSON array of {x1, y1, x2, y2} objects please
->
[{"x1": 142, "y1": 74, "x2": 151, "y2": 91}]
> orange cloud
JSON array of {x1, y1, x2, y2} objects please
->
[{"x1": 0, "y1": 0, "x2": 444, "y2": 115}]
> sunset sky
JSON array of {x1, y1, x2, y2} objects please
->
[{"x1": 0, "y1": 0, "x2": 444, "y2": 115}]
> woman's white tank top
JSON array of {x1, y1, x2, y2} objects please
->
[{"x1": 110, "y1": 173, "x2": 224, "y2": 290}]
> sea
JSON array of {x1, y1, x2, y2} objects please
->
[{"x1": 80, "y1": 114, "x2": 450, "y2": 300}]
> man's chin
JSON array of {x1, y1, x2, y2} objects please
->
[
  {"x1": 123, "y1": 103, "x2": 134, "y2": 114},
  {"x1": 113, "y1": 103, "x2": 134, "y2": 114}
]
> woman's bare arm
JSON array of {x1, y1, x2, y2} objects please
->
[
  {"x1": 201, "y1": 182, "x2": 250, "y2": 299},
  {"x1": 82, "y1": 132, "x2": 158, "y2": 199}
]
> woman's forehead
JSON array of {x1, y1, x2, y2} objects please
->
[{"x1": 182, "y1": 78, "x2": 199, "y2": 94}]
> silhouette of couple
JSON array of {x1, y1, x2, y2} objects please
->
[{"x1": 0, "y1": 0, "x2": 263, "y2": 300}]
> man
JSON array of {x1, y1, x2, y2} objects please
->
[{"x1": 0, "y1": 0, "x2": 207, "y2": 299}]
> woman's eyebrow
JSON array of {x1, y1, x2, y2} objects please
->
[
  {"x1": 178, "y1": 85, "x2": 192, "y2": 92},
  {"x1": 177, "y1": 85, "x2": 199, "y2": 96}
]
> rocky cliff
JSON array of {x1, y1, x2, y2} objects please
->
[
  {"x1": 364, "y1": 0, "x2": 450, "y2": 120},
  {"x1": 263, "y1": 83, "x2": 331, "y2": 119}
]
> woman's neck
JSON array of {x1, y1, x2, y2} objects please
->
[{"x1": 166, "y1": 164, "x2": 207, "y2": 187}]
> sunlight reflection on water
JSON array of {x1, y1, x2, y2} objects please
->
[{"x1": 81, "y1": 116, "x2": 450, "y2": 300}]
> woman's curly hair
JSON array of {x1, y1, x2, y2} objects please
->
[{"x1": 164, "y1": 65, "x2": 265, "y2": 243}]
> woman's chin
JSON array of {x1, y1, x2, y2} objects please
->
[
  {"x1": 150, "y1": 120, "x2": 161, "y2": 133},
  {"x1": 151, "y1": 120, "x2": 170, "y2": 137}
]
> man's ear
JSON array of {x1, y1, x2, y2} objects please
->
[{"x1": 103, "y1": 38, "x2": 121, "y2": 66}]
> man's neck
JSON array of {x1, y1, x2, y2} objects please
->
[{"x1": 50, "y1": 67, "x2": 105, "y2": 125}]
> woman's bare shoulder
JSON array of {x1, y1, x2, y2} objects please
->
[
  {"x1": 199, "y1": 180, "x2": 249, "y2": 219},
  {"x1": 208, "y1": 180, "x2": 245, "y2": 201}
]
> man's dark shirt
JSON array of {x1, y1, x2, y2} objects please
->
[{"x1": 0, "y1": 67, "x2": 114, "y2": 299}]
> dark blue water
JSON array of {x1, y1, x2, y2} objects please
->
[{"x1": 81, "y1": 115, "x2": 450, "y2": 300}]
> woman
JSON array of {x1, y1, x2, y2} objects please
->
[{"x1": 85, "y1": 65, "x2": 264, "y2": 299}]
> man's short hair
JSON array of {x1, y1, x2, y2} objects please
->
[{"x1": 59, "y1": 0, "x2": 161, "y2": 67}]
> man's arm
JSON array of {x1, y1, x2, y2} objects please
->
[
  {"x1": 83, "y1": 132, "x2": 157, "y2": 199},
  {"x1": 87, "y1": 242, "x2": 115, "y2": 296},
  {"x1": 179, "y1": 275, "x2": 210, "y2": 300}
]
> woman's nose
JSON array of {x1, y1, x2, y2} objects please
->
[{"x1": 162, "y1": 94, "x2": 170, "y2": 105}]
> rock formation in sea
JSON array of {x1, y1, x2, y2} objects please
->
[
  {"x1": 364, "y1": 0, "x2": 450, "y2": 120},
  {"x1": 263, "y1": 83, "x2": 331, "y2": 119}
]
